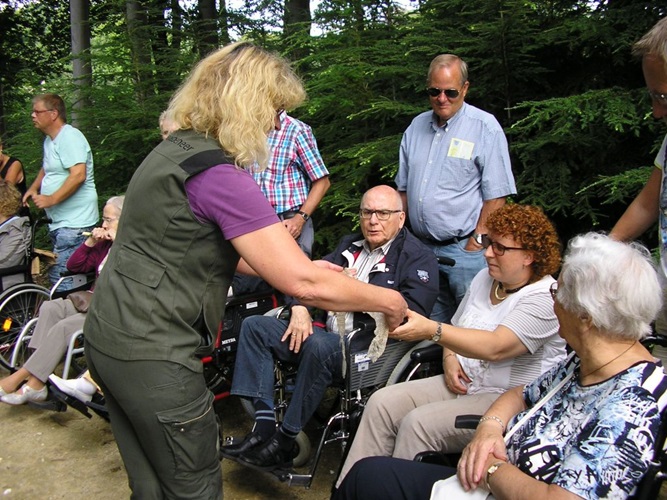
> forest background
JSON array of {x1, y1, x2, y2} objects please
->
[{"x1": 0, "y1": 0, "x2": 665, "y2": 256}]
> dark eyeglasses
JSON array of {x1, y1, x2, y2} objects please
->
[
  {"x1": 32, "y1": 109, "x2": 54, "y2": 115},
  {"x1": 426, "y1": 87, "x2": 460, "y2": 99},
  {"x1": 549, "y1": 282, "x2": 559, "y2": 301},
  {"x1": 359, "y1": 209, "x2": 402, "y2": 221},
  {"x1": 648, "y1": 90, "x2": 667, "y2": 107},
  {"x1": 480, "y1": 234, "x2": 525, "y2": 256}
]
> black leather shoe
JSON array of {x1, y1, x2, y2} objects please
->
[
  {"x1": 220, "y1": 431, "x2": 266, "y2": 460},
  {"x1": 238, "y1": 435, "x2": 294, "y2": 471}
]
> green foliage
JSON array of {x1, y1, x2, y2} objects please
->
[{"x1": 1, "y1": 0, "x2": 665, "y2": 256}]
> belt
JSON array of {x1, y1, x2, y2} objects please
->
[
  {"x1": 278, "y1": 210, "x2": 299, "y2": 220},
  {"x1": 419, "y1": 231, "x2": 474, "y2": 247}
]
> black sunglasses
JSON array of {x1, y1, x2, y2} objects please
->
[{"x1": 426, "y1": 87, "x2": 460, "y2": 99}]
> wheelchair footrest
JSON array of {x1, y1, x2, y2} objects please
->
[{"x1": 272, "y1": 469, "x2": 313, "y2": 487}]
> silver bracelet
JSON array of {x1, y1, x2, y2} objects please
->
[{"x1": 478, "y1": 415, "x2": 505, "y2": 433}]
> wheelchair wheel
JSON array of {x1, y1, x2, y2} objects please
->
[
  {"x1": 0, "y1": 284, "x2": 49, "y2": 370},
  {"x1": 293, "y1": 431, "x2": 311, "y2": 468},
  {"x1": 385, "y1": 340, "x2": 443, "y2": 386}
]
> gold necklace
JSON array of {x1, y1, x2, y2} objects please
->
[
  {"x1": 493, "y1": 281, "x2": 507, "y2": 301},
  {"x1": 580, "y1": 341, "x2": 637, "y2": 379}
]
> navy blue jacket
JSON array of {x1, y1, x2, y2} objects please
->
[{"x1": 290, "y1": 227, "x2": 438, "y2": 324}]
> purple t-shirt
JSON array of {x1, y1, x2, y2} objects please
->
[{"x1": 185, "y1": 163, "x2": 278, "y2": 239}]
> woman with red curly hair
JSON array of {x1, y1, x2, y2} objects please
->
[{"x1": 336, "y1": 204, "x2": 567, "y2": 487}]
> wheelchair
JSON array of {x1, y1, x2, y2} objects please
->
[
  {"x1": 0, "y1": 216, "x2": 53, "y2": 370},
  {"x1": 38, "y1": 286, "x2": 284, "y2": 421},
  {"x1": 229, "y1": 309, "x2": 443, "y2": 488}
]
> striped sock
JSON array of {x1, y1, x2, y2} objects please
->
[{"x1": 252, "y1": 399, "x2": 276, "y2": 440}]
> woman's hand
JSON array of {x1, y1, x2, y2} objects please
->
[
  {"x1": 312, "y1": 259, "x2": 344, "y2": 273},
  {"x1": 87, "y1": 226, "x2": 115, "y2": 245},
  {"x1": 457, "y1": 424, "x2": 508, "y2": 490},
  {"x1": 443, "y1": 354, "x2": 471, "y2": 395},
  {"x1": 281, "y1": 305, "x2": 313, "y2": 353},
  {"x1": 388, "y1": 308, "x2": 432, "y2": 342}
]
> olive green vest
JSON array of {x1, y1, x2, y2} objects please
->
[{"x1": 84, "y1": 130, "x2": 239, "y2": 372}]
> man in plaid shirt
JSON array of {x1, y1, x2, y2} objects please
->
[{"x1": 253, "y1": 111, "x2": 330, "y2": 257}]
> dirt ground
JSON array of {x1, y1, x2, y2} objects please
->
[{"x1": 0, "y1": 377, "x2": 340, "y2": 500}]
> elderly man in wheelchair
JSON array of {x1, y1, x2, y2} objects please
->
[{"x1": 221, "y1": 185, "x2": 439, "y2": 471}]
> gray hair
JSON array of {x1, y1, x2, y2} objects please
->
[
  {"x1": 633, "y1": 17, "x2": 667, "y2": 65},
  {"x1": 106, "y1": 195, "x2": 125, "y2": 213},
  {"x1": 558, "y1": 233, "x2": 662, "y2": 341},
  {"x1": 427, "y1": 54, "x2": 468, "y2": 87}
]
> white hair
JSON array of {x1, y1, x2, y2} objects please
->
[
  {"x1": 106, "y1": 195, "x2": 125, "y2": 213},
  {"x1": 558, "y1": 233, "x2": 662, "y2": 340}
]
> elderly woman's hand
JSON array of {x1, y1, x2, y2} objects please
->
[
  {"x1": 281, "y1": 305, "x2": 313, "y2": 353},
  {"x1": 388, "y1": 308, "x2": 432, "y2": 342},
  {"x1": 457, "y1": 424, "x2": 508, "y2": 491}
]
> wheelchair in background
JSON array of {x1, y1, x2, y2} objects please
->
[
  {"x1": 41, "y1": 286, "x2": 284, "y2": 421},
  {"x1": 0, "y1": 217, "x2": 62, "y2": 371}
]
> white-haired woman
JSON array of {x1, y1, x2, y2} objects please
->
[
  {"x1": 337, "y1": 233, "x2": 667, "y2": 500},
  {"x1": 0, "y1": 195, "x2": 124, "y2": 405}
]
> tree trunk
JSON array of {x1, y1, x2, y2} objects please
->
[
  {"x1": 70, "y1": 0, "x2": 92, "y2": 127},
  {"x1": 197, "y1": 0, "x2": 218, "y2": 57},
  {"x1": 283, "y1": 0, "x2": 311, "y2": 60},
  {"x1": 126, "y1": 0, "x2": 154, "y2": 104}
]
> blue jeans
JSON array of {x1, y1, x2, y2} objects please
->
[
  {"x1": 427, "y1": 240, "x2": 487, "y2": 323},
  {"x1": 231, "y1": 315, "x2": 342, "y2": 434},
  {"x1": 48, "y1": 226, "x2": 93, "y2": 291}
]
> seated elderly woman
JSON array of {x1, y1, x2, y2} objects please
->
[
  {"x1": 0, "y1": 180, "x2": 30, "y2": 291},
  {"x1": 0, "y1": 195, "x2": 124, "y2": 405},
  {"x1": 335, "y1": 232, "x2": 667, "y2": 500},
  {"x1": 337, "y1": 204, "x2": 567, "y2": 487}
]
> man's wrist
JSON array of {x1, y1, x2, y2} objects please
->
[{"x1": 297, "y1": 210, "x2": 310, "y2": 221}]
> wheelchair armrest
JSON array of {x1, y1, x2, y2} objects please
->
[
  {"x1": 414, "y1": 451, "x2": 454, "y2": 466},
  {"x1": 642, "y1": 334, "x2": 667, "y2": 349},
  {"x1": 455, "y1": 414, "x2": 482, "y2": 430},
  {"x1": 352, "y1": 315, "x2": 376, "y2": 332},
  {"x1": 410, "y1": 343, "x2": 443, "y2": 363}
]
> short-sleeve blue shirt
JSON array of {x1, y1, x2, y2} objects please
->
[
  {"x1": 42, "y1": 124, "x2": 98, "y2": 230},
  {"x1": 395, "y1": 103, "x2": 516, "y2": 240}
]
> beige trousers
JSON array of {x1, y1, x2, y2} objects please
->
[{"x1": 336, "y1": 375, "x2": 501, "y2": 487}]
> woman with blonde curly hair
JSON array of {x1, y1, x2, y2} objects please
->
[
  {"x1": 83, "y1": 42, "x2": 408, "y2": 500},
  {"x1": 336, "y1": 204, "x2": 567, "y2": 487}
]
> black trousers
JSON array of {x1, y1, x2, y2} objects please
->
[{"x1": 333, "y1": 456, "x2": 456, "y2": 500}]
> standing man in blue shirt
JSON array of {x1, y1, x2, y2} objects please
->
[
  {"x1": 396, "y1": 54, "x2": 516, "y2": 323},
  {"x1": 23, "y1": 93, "x2": 98, "y2": 289},
  {"x1": 254, "y1": 111, "x2": 330, "y2": 258}
]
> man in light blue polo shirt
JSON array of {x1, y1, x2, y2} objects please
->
[
  {"x1": 396, "y1": 54, "x2": 516, "y2": 323},
  {"x1": 24, "y1": 93, "x2": 98, "y2": 289}
]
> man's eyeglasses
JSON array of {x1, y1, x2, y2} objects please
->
[
  {"x1": 648, "y1": 90, "x2": 667, "y2": 106},
  {"x1": 102, "y1": 216, "x2": 118, "y2": 223},
  {"x1": 32, "y1": 109, "x2": 54, "y2": 115},
  {"x1": 480, "y1": 234, "x2": 525, "y2": 256},
  {"x1": 549, "y1": 282, "x2": 559, "y2": 301},
  {"x1": 359, "y1": 209, "x2": 402, "y2": 221},
  {"x1": 426, "y1": 87, "x2": 461, "y2": 99}
]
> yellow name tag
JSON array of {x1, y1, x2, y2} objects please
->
[{"x1": 447, "y1": 138, "x2": 474, "y2": 160}]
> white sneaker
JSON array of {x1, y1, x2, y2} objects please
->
[
  {"x1": 1, "y1": 385, "x2": 48, "y2": 405},
  {"x1": 49, "y1": 374, "x2": 95, "y2": 402}
]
